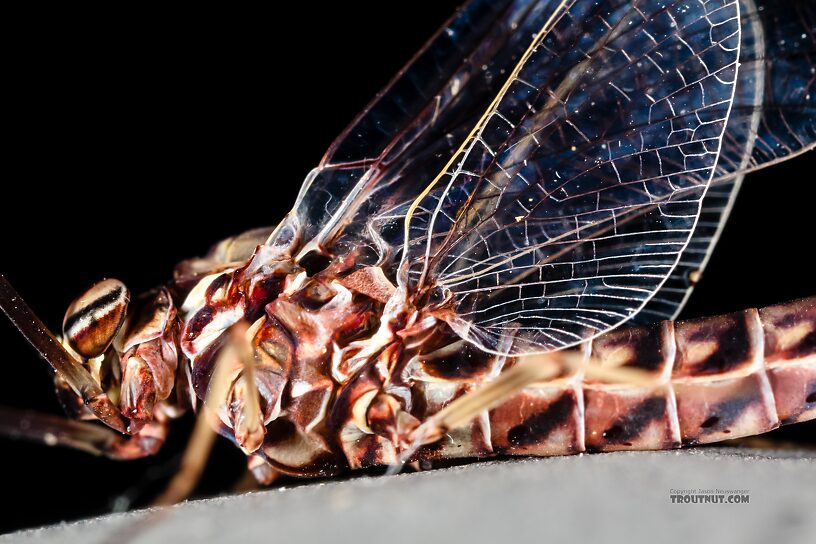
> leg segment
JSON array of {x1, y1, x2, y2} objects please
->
[
  {"x1": 151, "y1": 406, "x2": 217, "y2": 506},
  {"x1": 152, "y1": 320, "x2": 268, "y2": 505},
  {"x1": 0, "y1": 405, "x2": 165, "y2": 459}
]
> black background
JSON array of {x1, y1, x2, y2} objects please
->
[{"x1": 1, "y1": 2, "x2": 813, "y2": 533}]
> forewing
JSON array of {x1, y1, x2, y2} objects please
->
[
  {"x1": 271, "y1": 0, "x2": 564, "y2": 261},
  {"x1": 402, "y1": 0, "x2": 743, "y2": 354},
  {"x1": 282, "y1": 0, "x2": 531, "y2": 253},
  {"x1": 637, "y1": 0, "x2": 816, "y2": 323}
]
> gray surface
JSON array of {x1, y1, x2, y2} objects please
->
[{"x1": 6, "y1": 448, "x2": 815, "y2": 544}]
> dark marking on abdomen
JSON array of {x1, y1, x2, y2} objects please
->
[
  {"x1": 602, "y1": 396, "x2": 667, "y2": 445},
  {"x1": 507, "y1": 394, "x2": 573, "y2": 447}
]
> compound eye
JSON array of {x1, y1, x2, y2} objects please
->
[{"x1": 63, "y1": 279, "x2": 130, "y2": 358}]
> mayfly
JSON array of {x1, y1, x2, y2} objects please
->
[{"x1": 1, "y1": 0, "x2": 815, "y2": 490}]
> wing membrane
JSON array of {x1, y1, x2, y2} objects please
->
[
  {"x1": 401, "y1": 0, "x2": 742, "y2": 354},
  {"x1": 637, "y1": 0, "x2": 816, "y2": 322},
  {"x1": 271, "y1": 0, "x2": 563, "y2": 260}
]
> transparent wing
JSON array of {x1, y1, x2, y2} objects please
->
[
  {"x1": 636, "y1": 0, "x2": 816, "y2": 323},
  {"x1": 268, "y1": 0, "x2": 811, "y2": 339},
  {"x1": 400, "y1": 0, "x2": 743, "y2": 355},
  {"x1": 268, "y1": 0, "x2": 565, "y2": 261}
]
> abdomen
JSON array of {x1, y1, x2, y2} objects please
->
[{"x1": 413, "y1": 297, "x2": 816, "y2": 460}]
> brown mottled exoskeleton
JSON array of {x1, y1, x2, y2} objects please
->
[{"x1": 1, "y1": 0, "x2": 815, "y2": 489}]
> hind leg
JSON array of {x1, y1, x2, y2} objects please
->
[{"x1": 400, "y1": 350, "x2": 659, "y2": 460}]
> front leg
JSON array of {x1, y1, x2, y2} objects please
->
[
  {"x1": 0, "y1": 276, "x2": 127, "y2": 433},
  {"x1": 0, "y1": 276, "x2": 188, "y2": 458},
  {"x1": 0, "y1": 405, "x2": 167, "y2": 459}
]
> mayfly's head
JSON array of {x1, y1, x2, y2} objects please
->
[{"x1": 62, "y1": 279, "x2": 180, "y2": 432}]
